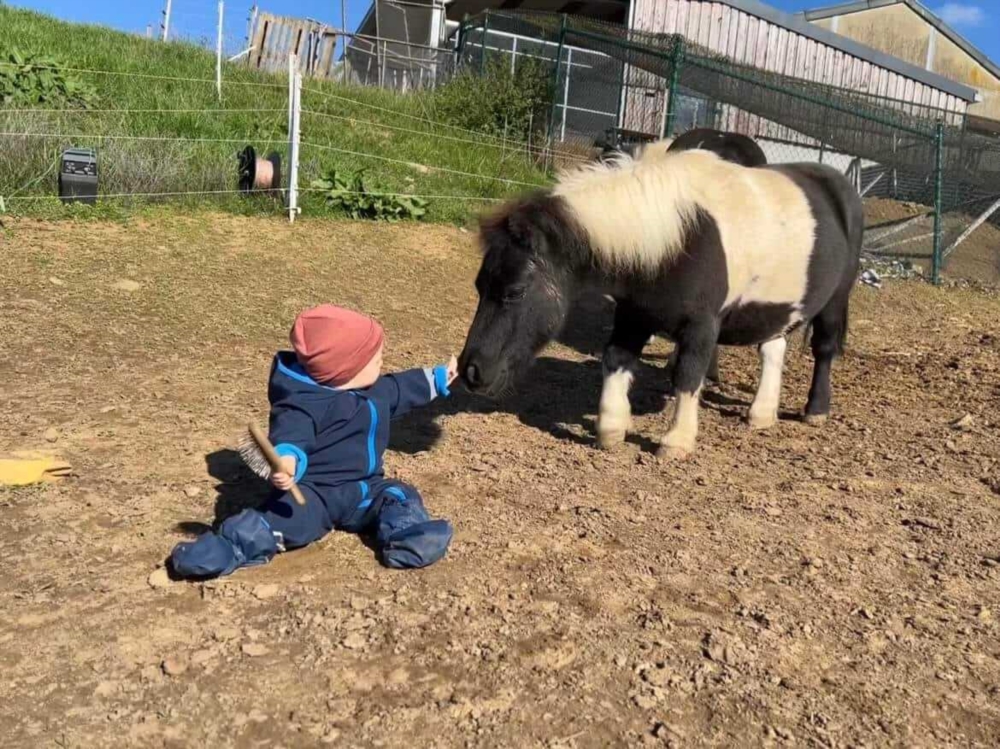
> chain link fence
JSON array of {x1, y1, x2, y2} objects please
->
[{"x1": 454, "y1": 10, "x2": 1000, "y2": 286}]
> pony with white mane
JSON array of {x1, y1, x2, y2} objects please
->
[
  {"x1": 457, "y1": 140, "x2": 863, "y2": 459},
  {"x1": 603, "y1": 128, "x2": 770, "y2": 385}
]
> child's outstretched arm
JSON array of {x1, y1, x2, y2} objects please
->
[{"x1": 374, "y1": 355, "x2": 458, "y2": 419}]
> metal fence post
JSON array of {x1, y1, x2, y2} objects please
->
[
  {"x1": 480, "y1": 10, "x2": 490, "y2": 76},
  {"x1": 663, "y1": 36, "x2": 686, "y2": 139},
  {"x1": 931, "y1": 121, "x2": 945, "y2": 285},
  {"x1": 891, "y1": 133, "x2": 899, "y2": 199},
  {"x1": 456, "y1": 14, "x2": 468, "y2": 66},
  {"x1": 546, "y1": 14, "x2": 569, "y2": 157},
  {"x1": 561, "y1": 47, "x2": 572, "y2": 142}
]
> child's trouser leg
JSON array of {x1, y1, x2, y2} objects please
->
[
  {"x1": 373, "y1": 482, "x2": 453, "y2": 569},
  {"x1": 170, "y1": 485, "x2": 332, "y2": 579}
]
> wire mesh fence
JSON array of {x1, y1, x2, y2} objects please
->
[{"x1": 454, "y1": 9, "x2": 1000, "y2": 286}]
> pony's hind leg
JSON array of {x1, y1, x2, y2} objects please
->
[
  {"x1": 748, "y1": 336, "x2": 787, "y2": 429},
  {"x1": 658, "y1": 320, "x2": 718, "y2": 460},
  {"x1": 804, "y1": 294, "x2": 850, "y2": 425},
  {"x1": 597, "y1": 302, "x2": 654, "y2": 449}
]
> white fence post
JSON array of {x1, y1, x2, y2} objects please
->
[
  {"x1": 560, "y1": 47, "x2": 572, "y2": 142},
  {"x1": 161, "y1": 0, "x2": 172, "y2": 42},
  {"x1": 288, "y1": 54, "x2": 302, "y2": 223},
  {"x1": 216, "y1": 1, "x2": 224, "y2": 102}
]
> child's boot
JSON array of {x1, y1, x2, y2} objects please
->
[
  {"x1": 170, "y1": 509, "x2": 279, "y2": 578},
  {"x1": 375, "y1": 489, "x2": 452, "y2": 569}
]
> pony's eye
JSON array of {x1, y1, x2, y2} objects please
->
[{"x1": 502, "y1": 287, "x2": 527, "y2": 304}]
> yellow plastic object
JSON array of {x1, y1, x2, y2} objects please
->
[{"x1": 0, "y1": 455, "x2": 72, "y2": 486}]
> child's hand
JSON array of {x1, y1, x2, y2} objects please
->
[
  {"x1": 272, "y1": 456, "x2": 297, "y2": 491},
  {"x1": 446, "y1": 355, "x2": 459, "y2": 384}
]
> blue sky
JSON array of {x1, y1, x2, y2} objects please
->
[{"x1": 8, "y1": 0, "x2": 999, "y2": 64}]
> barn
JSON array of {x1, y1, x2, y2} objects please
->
[
  {"x1": 803, "y1": 0, "x2": 1000, "y2": 125},
  {"x1": 619, "y1": 0, "x2": 977, "y2": 141}
]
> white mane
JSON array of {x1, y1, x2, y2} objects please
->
[{"x1": 551, "y1": 143, "x2": 712, "y2": 272}]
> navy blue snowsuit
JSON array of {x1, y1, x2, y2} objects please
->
[{"x1": 170, "y1": 352, "x2": 454, "y2": 577}]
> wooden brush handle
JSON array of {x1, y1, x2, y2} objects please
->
[{"x1": 248, "y1": 421, "x2": 307, "y2": 506}]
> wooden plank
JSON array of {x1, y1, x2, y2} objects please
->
[
  {"x1": 725, "y1": 6, "x2": 740, "y2": 59},
  {"x1": 874, "y1": 67, "x2": 889, "y2": 99},
  {"x1": 802, "y1": 39, "x2": 817, "y2": 82},
  {"x1": 753, "y1": 16, "x2": 769, "y2": 69},
  {"x1": 762, "y1": 23, "x2": 778, "y2": 71},
  {"x1": 822, "y1": 44, "x2": 836, "y2": 85},
  {"x1": 664, "y1": 0, "x2": 680, "y2": 34},
  {"x1": 698, "y1": 1, "x2": 713, "y2": 48},
  {"x1": 717, "y1": 4, "x2": 733, "y2": 59},
  {"x1": 772, "y1": 28, "x2": 789, "y2": 74},
  {"x1": 708, "y1": 1, "x2": 724, "y2": 53},
  {"x1": 252, "y1": 16, "x2": 269, "y2": 70},
  {"x1": 832, "y1": 51, "x2": 846, "y2": 89},
  {"x1": 676, "y1": 0, "x2": 690, "y2": 40},
  {"x1": 736, "y1": 14, "x2": 753, "y2": 64},
  {"x1": 650, "y1": 0, "x2": 665, "y2": 34},
  {"x1": 858, "y1": 61, "x2": 872, "y2": 94},
  {"x1": 683, "y1": 0, "x2": 697, "y2": 38}
]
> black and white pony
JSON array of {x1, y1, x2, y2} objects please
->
[
  {"x1": 597, "y1": 129, "x2": 768, "y2": 384},
  {"x1": 458, "y1": 142, "x2": 863, "y2": 458}
]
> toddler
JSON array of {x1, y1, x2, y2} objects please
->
[{"x1": 171, "y1": 304, "x2": 457, "y2": 577}]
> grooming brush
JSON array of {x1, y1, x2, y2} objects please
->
[{"x1": 238, "y1": 421, "x2": 307, "y2": 506}]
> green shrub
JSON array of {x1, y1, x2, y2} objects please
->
[
  {"x1": 433, "y1": 54, "x2": 554, "y2": 143},
  {"x1": 310, "y1": 169, "x2": 428, "y2": 222},
  {"x1": 0, "y1": 51, "x2": 98, "y2": 107}
]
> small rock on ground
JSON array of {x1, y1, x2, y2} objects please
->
[{"x1": 147, "y1": 568, "x2": 171, "y2": 589}]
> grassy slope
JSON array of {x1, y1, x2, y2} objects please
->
[{"x1": 0, "y1": 6, "x2": 549, "y2": 223}]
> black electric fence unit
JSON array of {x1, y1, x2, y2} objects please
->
[{"x1": 58, "y1": 148, "x2": 98, "y2": 204}]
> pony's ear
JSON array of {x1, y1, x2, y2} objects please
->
[{"x1": 477, "y1": 200, "x2": 539, "y2": 254}]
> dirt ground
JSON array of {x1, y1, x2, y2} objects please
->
[{"x1": 2, "y1": 213, "x2": 1000, "y2": 748}]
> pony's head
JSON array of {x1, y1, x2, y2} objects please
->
[{"x1": 458, "y1": 193, "x2": 578, "y2": 397}]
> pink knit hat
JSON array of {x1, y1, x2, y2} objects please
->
[{"x1": 290, "y1": 304, "x2": 384, "y2": 386}]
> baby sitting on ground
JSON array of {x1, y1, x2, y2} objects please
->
[{"x1": 171, "y1": 303, "x2": 457, "y2": 577}]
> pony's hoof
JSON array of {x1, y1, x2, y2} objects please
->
[
  {"x1": 596, "y1": 428, "x2": 627, "y2": 450},
  {"x1": 656, "y1": 444, "x2": 691, "y2": 461},
  {"x1": 803, "y1": 413, "x2": 829, "y2": 426},
  {"x1": 747, "y1": 410, "x2": 778, "y2": 430}
]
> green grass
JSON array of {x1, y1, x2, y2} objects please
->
[{"x1": 0, "y1": 5, "x2": 552, "y2": 224}]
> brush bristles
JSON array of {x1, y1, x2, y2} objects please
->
[{"x1": 238, "y1": 430, "x2": 273, "y2": 480}]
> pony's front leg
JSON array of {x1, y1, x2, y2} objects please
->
[
  {"x1": 658, "y1": 323, "x2": 718, "y2": 460},
  {"x1": 597, "y1": 351, "x2": 635, "y2": 449},
  {"x1": 667, "y1": 344, "x2": 720, "y2": 390},
  {"x1": 596, "y1": 302, "x2": 652, "y2": 450},
  {"x1": 748, "y1": 336, "x2": 787, "y2": 429}
]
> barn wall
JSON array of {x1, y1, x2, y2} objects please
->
[
  {"x1": 625, "y1": 0, "x2": 969, "y2": 140},
  {"x1": 811, "y1": 4, "x2": 1000, "y2": 121}
]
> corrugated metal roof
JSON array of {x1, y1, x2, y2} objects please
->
[{"x1": 803, "y1": 1, "x2": 1000, "y2": 83}]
